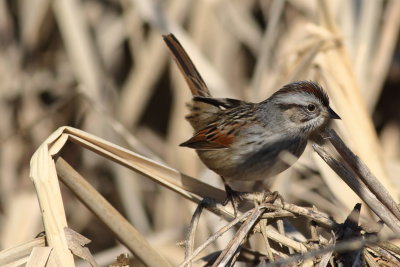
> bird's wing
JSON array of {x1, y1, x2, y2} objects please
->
[
  {"x1": 192, "y1": 96, "x2": 245, "y2": 109},
  {"x1": 180, "y1": 124, "x2": 235, "y2": 150}
]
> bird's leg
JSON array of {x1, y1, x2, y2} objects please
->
[{"x1": 221, "y1": 177, "x2": 242, "y2": 217}]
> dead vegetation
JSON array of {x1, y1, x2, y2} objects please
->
[{"x1": 1, "y1": 0, "x2": 400, "y2": 266}]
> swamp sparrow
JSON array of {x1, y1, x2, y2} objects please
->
[{"x1": 163, "y1": 34, "x2": 340, "y2": 184}]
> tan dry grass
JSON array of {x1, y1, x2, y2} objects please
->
[{"x1": 1, "y1": 0, "x2": 400, "y2": 265}]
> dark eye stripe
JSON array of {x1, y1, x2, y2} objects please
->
[{"x1": 277, "y1": 103, "x2": 303, "y2": 109}]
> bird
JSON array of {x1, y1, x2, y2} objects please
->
[{"x1": 163, "y1": 33, "x2": 340, "y2": 192}]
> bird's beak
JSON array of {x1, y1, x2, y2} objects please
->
[{"x1": 327, "y1": 106, "x2": 341, "y2": 120}]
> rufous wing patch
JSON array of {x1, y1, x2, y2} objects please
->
[{"x1": 180, "y1": 126, "x2": 234, "y2": 149}]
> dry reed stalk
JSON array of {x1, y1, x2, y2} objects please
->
[
  {"x1": 260, "y1": 2, "x2": 396, "y2": 216},
  {"x1": 29, "y1": 125, "x2": 209, "y2": 265},
  {"x1": 22, "y1": 119, "x2": 395, "y2": 266},
  {"x1": 56, "y1": 157, "x2": 169, "y2": 267},
  {"x1": 168, "y1": 61, "x2": 200, "y2": 176},
  {"x1": 53, "y1": 0, "x2": 104, "y2": 104},
  {"x1": 29, "y1": 132, "x2": 75, "y2": 266},
  {"x1": 328, "y1": 129, "x2": 400, "y2": 222},
  {"x1": 54, "y1": 127, "x2": 227, "y2": 209},
  {"x1": 212, "y1": 206, "x2": 266, "y2": 266},
  {"x1": 366, "y1": 0, "x2": 400, "y2": 110},
  {"x1": 19, "y1": 0, "x2": 52, "y2": 50},
  {"x1": 25, "y1": 247, "x2": 53, "y2": 267},
  {"x1": 0, "y1": 236, "x2": 45, "y2": 266},
  {"x1": 117, "y1": 0, "x2": 190, "y2": 127},
  {"x1": 313, "y1": 144, "x2": 400, "y2": 233},
  {"x1": 315, "y1": 0, "x2": 397, "y2": 200},
  {"x1": 229, "y1": 0, "x2": 400, "y2": 219},
  {"x1": 28, "y1": 124, "x2": 382, "y2": 265},
  {"x1": 164, "y1": 64, "x2": 203, "y2": 232},
  {"x1": 250, "y1": 0, "x2": 286, "y2": 99},
  {"x1": 113, "y1": 167, "x2": 152, "y2": 235},
  {"x1": 75, "y1": 245, "x2": 130, "y2": 267},
  {"x1": 265, "y1": 234, "x2": 383, "y2": 267},
  {"x1": 0, "y1": 193, "x2": 42, "y2": 250},
  {"x1": 353, "y1": 1, "x2": 382, "y2": 92},
  {"x1": 27, "y1": 126, "x2": 231, "y2": 262},
  {"x1": 216, "y1": 0, "x2": 262, "y2": 55},
  {"x1": 313, "y1": 152, "x2": 361, "y2": 213}
]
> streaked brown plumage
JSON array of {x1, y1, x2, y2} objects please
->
[{"x1": 163, "y1": 34, "x2": 340, "y2": 182}]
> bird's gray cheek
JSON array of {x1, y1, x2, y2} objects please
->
[
  {"x1": 283, "y1": 109, "x2": 296, "y2": 123},
  {"x1": 291, "y1": 113, "x2": 304, "y2": 124}
]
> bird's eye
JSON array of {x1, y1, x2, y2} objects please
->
[{"x1": 307, "y1": 104, "x2": 316, "y2": 112}]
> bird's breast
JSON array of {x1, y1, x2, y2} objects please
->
[{"x1": 196, "y1": 136, "x2": 307, "y2": 181}]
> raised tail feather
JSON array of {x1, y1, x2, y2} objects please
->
[{"x1": 163, "y1": 34, "x2": 211, "y2": 97}]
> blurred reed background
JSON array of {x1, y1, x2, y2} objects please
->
[{"x1": 0, "y1": 0, "x2": 400, "y2": 265}]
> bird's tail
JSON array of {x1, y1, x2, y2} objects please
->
[{"x1": 163, "y1": 34, "x2": 211, "y2": 97}]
